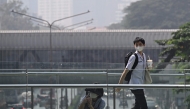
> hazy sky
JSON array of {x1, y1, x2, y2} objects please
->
[{"x1": 13, "y1": 0, "x2": 138, "y2": 27}]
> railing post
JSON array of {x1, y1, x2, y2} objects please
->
[
  {"x1": 61, "y1": 88, "x2": 63, "y2": 109},
  {"x1": 106, "y1": 70, "x2": 110, "y2": 109},
  {"x1": 184, "y1": 70, "x2": 187, "y2": 108},
  {"x1": 31, "y1": 87, "x2": 34, "y2": 109},
  {"x1": 113, "y1": 87, "x2": 116, "y2": 109},
  {"x1": 65, "y1": 88, "x2": 68, "y2": 109},
  {"x1": 26, "y1": 69, "x2": 28, "y2": 109}
]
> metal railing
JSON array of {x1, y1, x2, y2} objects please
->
[
  {"x1": 0, "y1": 69, "x2": 189, "y2": 109},
  {"x1": 0, "y1": 84, "x2": 189, "y2": 109}
]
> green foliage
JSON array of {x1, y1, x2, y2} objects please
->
[
  {"x1": 0, "y1": 1, "x2": 39, "y2": 30},
  {"x1": 153, "y1": 22, "x2": 190, "y2": 73},
  {"x1": 155, "y1": 22, "x2": 190, "y2": 107},
  {"x1": 109, "y1": 0, "x2": 190, "y2": 29}
]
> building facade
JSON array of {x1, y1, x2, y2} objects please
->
[{"x1": 0, "y1": 30, "x2": 176, "y2": 69}]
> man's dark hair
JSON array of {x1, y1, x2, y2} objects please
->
[
  {"x1": 85, "y1": 82, "x2": 104, "y2": 98},
  {"x1": 133, "y1": 37, "x2": 145, "y2": 45}
]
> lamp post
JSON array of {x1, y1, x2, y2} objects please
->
[
  {"x1": 11, "y1": 10, "x2": 90, "y2": 63},
  {"x1": 30, "y1": 18, "x2": 61, "y2": 30},
  {"x1": 0, "y1": 8, "x2": 3, "y2": 30},
  {"x1": 37, "y1": 23, "x2": 61, "y2": 30},
  {"x1": 11, "y1": 10, "x2": 90, "y2": 109}
]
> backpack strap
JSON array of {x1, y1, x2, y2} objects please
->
[
  {"x1": 131, "y1": 53, "x2": 138, "y2": 70},
  {"x1": 124, "y1": 53, "x2": 139, "y2": 83}
]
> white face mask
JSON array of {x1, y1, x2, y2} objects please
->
[
  {"x1": 135, "y1": 46, "x2": 144, "y2": 51},
  {"x1": 90, "y1": 93, "x2": 98, "y2": 98}
]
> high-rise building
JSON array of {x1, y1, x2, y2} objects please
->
[
  {"x1": 21, "y1": 0, "x2": 38, "y2": 14},
  {"x1": 0, "y1": 0, "x2": 7, "y2": 5},
  {"x1": 38, "y1": 0, "x2": 73, "y2": 26}
]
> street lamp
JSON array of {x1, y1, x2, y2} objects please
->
[
  {"x1": 31, "y1": 17, "x2": 93, "y2": 30},
  {"x1": 37, "y1": 23, "x2": 61, "y2": 30},
  {"x1": 11, "y1": 10, "x2": 90, "y2": 63},
  {"x1": 30, "y1": 18, "x2": 61, "y2": 30}
]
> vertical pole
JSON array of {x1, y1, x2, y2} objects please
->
[
  {"x1": 123, "y1": 88, "x2": 124, "y2": 109},
  {"x1": 184, "y1": 70, "x2": 187, "y2": 108},
  {"x1": 57, "y1": 74, "x2": 59, "y2": 109},
  {"x1": 61, "y1": 88, "x2": 63, "y2": 109},
  {"x1": 106, "y1": 71, "x2": 109, "y2": 109},
  {"x1": 49, "y1": 25, "x2": 53, "y2": 109},
  {"x1": 31, "y1": 87, "x2": 34, "y2": 109},
  {"x1": 50, "y1": 88, "x2": 53, "y2": 109},
  {"x1": 50, "y1": 25, "x2": 52, "y2": 64},
  {"x1": 71, "y1": 88, "x2": 72, "y2": 105},
  {"x1": 65, "y1": 88, "x2": 68, "y2": 109},
  {"x1": 26, "y1": 69, "x2": 28, "y2": 109},
  {"x1": 113, "y1": 87, "x2": 116, "y2": 109}
]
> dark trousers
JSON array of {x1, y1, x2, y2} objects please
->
[{"x1": 131, "y1": 89, "x2": 148, "y2": 109}]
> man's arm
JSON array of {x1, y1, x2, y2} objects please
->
[
  {"x1": 119, "y1": 54, "x2": 136, "y2": 84},
  {"x1": 116, "y1": 55, "x2": 135, "y2": 92},
  {"x1": 118, "y1": 68, "x2": 129, "y2": 84},
  {"x1": 116, "y1": 69, "x2": 129, "y2": 92}
]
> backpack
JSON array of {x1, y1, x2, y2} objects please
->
[{"x1": 124, "y1": 52, "x2": 138, "y2": 83}]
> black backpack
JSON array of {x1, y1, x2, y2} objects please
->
[{"x1": 124, "y1": 52, "x2": 138, "y2": 83}]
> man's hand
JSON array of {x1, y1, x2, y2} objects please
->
[
  {"x1": 82, "y1": 96, "x2": 88, "y2": 104},
  {"x1": 87, "y1": 97, "x2": 92, "y2": 105}
]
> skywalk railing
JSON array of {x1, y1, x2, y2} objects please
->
[{"x1": 0, "y1": 84, "x2": 189, "y2": 109}]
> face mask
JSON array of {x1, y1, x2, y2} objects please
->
[
  {"x1": 135, "y1": 46, "x2": 144, "y2": 51},
  {"x1": 90, "y1": 93, "x2": 98, "y2": 98}
]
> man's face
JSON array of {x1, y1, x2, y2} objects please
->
[{"x1": 134, "y1": 41, "x2": 144, "y2": 47}]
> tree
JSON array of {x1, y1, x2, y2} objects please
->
[
  {"x1": 155, "y1": 22, "x2": 190, "y2": 107},
  {"x1": 109, "y1": 0, "x2": 190, "y2": 29},
  {"x1": 0, "y1": 1, "x2": 39, "y2": 30}
]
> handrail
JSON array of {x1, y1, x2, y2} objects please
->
[
  {"x1": 0, "y1": 84, "x2": 188, "y2": 89},
  {"x1": 0, "y1": 72, "x2": 184, "y2": 76},
  {"x1": 108, "y1": 73, "x2": 184, "y2": 76},
  {"x1": 0, "y1": 69, "x2": 185, "y2": 71},
  {"x1": 27, "y1": 72, "x2": 107, "y2": 74}
]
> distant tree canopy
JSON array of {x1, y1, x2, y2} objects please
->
[
  {"x1": 155, "y1": 22, "x2": 190, "y2": 107},
  {"x1": 109, "y1": 0, "x2": 190, "y2": 29},
  {"x1": 0, "y1": 1, "x2": 39, "y2": 30},
  {"x1": 154, "y1": 22, "x2": 190, "y2": 71}
]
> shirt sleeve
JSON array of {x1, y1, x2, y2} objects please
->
[
  {"x1": 99, "y1": 100, "x2": 106, "y2": 109},
  {"x1": 126, "y1": 55, "x2": 136, "y2": 70}
]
